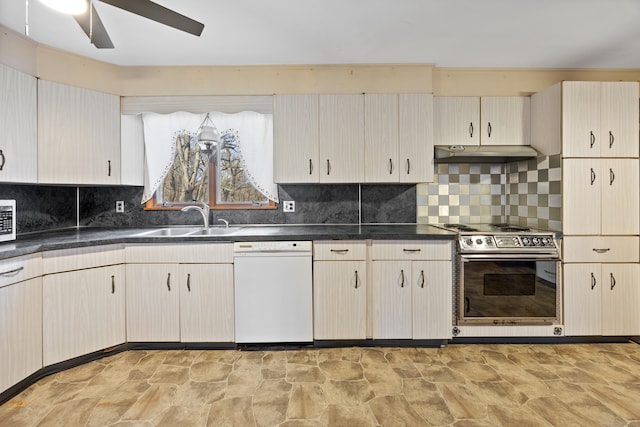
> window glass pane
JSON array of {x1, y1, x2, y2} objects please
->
[
  {"x1": 159, "y1": 131, "x2": 209, "y2": 204},
  {"x1": 217, "y1": 129, "x2": 269, "y2": 205}
]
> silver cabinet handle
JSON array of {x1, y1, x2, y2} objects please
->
[
  {"x1": 405, "y1": 159, "x2": 410, "y2": 175},
  {"x1": 469, "y1": 122, "x2": 474, "y2": 138},
  {"x1": 0, "y1": 266, "x2": 24, "y2": 276},
  {"x1": 167, "y1": 272, "x2": 171, "y2": 291},
  {"x1": 592, "y1": 248, "x2": 610, "y2": 254},
  {"x1": 326, "y1": 159, "x2": 331, "y2": 175},
  {"x1": 403, "y1": 248, "x2": 421, "y2": 253},
  {"x1": 590, "y1": 131, "x2": 595, "y2": 148},
  {"x1": 400, "y1": 269, "x2": 405, "y2": 288},
  {"x1": 610, "y1": 272, "x2": 616, "y2": 290},
  {"x1": 609, "y1": 131, "x2": 614, "y2": 148},
  {"x1": 111, "y1": 275, "x2": 115, "y2": 294},
  {"x1": 419, "y1": 270, "x2": 425, "y2": 288},
  {"x1": 309, "y1": 159, "x2": 313, "y2": 175},
  {"x1": 487, "y1": 122, "x2": 492, "y2": 138},
  {"x1": 0, "y1": 149, "x2": 5, "y2": 171},
  {"x1": 590, "y1": 272, "x2": 596, "y2": 290},
  {"x1": 388, "y1": 158, "x2": 393, "y2": 174},
  {"x1": 609, "y1": 168, "x2": 615, "y2": 186},
  {"x1": 330, "y1": 249, "x2": 349, "y2": 254},
  {"x1": 187, "y1": 273, "x2": 191, "y2": 292},
  {"x1": 354, "y1": 270, "x2": 359, "y2": 289},
  {"x1": 590, "y1": 168, "x2": 596, "y2": 186}
]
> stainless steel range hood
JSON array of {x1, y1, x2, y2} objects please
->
[{"x1": 434, "y1": 145, "x2": 539, "y2": 163}]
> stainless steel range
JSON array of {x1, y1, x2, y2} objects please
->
[{"x1": 438, "y1": 223, "x2": 562, "y2": 327}]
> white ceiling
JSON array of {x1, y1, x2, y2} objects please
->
[{"x1": 2, "y1": 0, "x2": 640, "y2": 68}]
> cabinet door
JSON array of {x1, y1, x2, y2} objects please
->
[
  {"x1": 600, "y1": 82, "x2": 639, "y2": 158},
  {"x1": 179, "y1": 264, "x2": 234, "y2": 342},
  {"x1": 126, "y1": 264, "x2": 180, "y2": 342},
  {"x1": 313, "y1": 261, "x2": 367, "y2": 340},
  {"x1": 562, "y1": 159, "x2": 601, "y2": 235},
  {"x1": 319, "y1": 94, "x2": 364, "y2": 182},
  {"x1": 563, "y1": 264, "x2": 602, "y2": 336},
  {"x1": 43, "y1": 265, "x2": 125, "y2": 365},
  {"x1": 399, "y1": 94, "x2": 434, "y2": 183},
  {"x1": 273, "y1": 94, "x2": 319, "y2": 183},
  {"x1": 480, "y1": 97, "x2": 530, "y2": 146},
  {"x1": 601, "y1": 159, "x2": 639, "y2": 235},
  {"x1": 562, "y1": 82, "x2": 601, "y2": 157},
  {"x1": 412, "y1": 261, "x2": 452, "y2": 340},
  {"x1": 364, "y1": 94, "x2": 399, "y2": 182},
  {"x1": 602, "y1": 264, "x2": 640, "y2": 336},
  {"x1": 38, "y1": 80, "x2": 120, "y2": 185},
  {"x1": 0, "y1": 277, "x2": 42, "y2": 393},
  {"x1": 372, "y1": 260, "x2": 412, "y2": 339},
  {"x1": 433, "y1": 97, "x2": 480, "y2": 146},
  {"x1": 0, "y1": 64, "x2": 38, "y2": 183}
]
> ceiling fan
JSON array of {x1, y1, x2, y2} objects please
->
[{"x1": 41, "y1": 0, "x2": 205, "y2": 49}]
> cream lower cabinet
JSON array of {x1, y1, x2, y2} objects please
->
[
  {"x1": 313, "y1": 241, "x2": 367, "y2": 340},
  {"x1": 43, "y1": 265, "x2": 125, "y2": 366},
  {"x1": 0, "y1": 253, "x2": 42, "y2": 394},
  {"x1": 125, "y1": 243, "x2": 234, "y2": 342},
  {"x1": 564, "y1": 263, "x2": 640, "y2": 336},
  {"x1": 371, "y1": 241, "x2": 452, "y2": 340}
]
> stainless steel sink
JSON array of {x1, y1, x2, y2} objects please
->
[{"x1": 136, "y1": 227, "x2": 243, "y2": 237}]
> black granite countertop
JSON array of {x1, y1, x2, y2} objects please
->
[{"x1": 0, "y1": 224, "x2": 456, "y2": 260}]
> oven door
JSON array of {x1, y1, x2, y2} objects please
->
[{"x1": 458, "y1": 255, "x2": 561, "y2": 325}]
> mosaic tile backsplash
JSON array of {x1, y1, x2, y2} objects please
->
[{"x1": 417, "y1": 154, "x2": 562, "y2": 231}]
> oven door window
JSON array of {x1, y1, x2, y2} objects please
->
[{"x1": 462, "y1": 260, "x2": 558, "y2": 321}]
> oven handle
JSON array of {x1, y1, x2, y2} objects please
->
[{"x1": 461, "y1": 255, "x2": 560, "y2": 262}]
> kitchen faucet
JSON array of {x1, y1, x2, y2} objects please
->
[
  {"x1": 218, "y1": 218, "x2": 229, "y2": 228},
  {"x1": 180, "y1": 203, "x2": 210, "y2": 228}
]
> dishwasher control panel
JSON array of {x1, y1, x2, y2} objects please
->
[{"x1": 233, "y1": 241, "x2": 312, "y2": 253}]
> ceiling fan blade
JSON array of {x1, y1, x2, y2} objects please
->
[
  {"x1": 98, "y1": 0, "x2": 205, "y2": 37},
  {"x1": 73, "y1": 5, "x2": 114, "y2": 48}
]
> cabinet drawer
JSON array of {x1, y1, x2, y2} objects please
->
[
  {"x1": 371, "y1": 240, "x2": 452, "y2": 261},
  {"x1": 563, "y1": 236, "x2": 639, "y2": 263},
  {"x1": 313, "y1": 241, "x2": 366, "y2": 261},
  {"x1": 43, "y1": 244, "x2": 124, "y2": 274},
  {"x1": 0, "y1": 253, "x2": 42, "y2": 288},
  {"x1": 126, "y1": 243, "x2": 233, "y2": 263}
]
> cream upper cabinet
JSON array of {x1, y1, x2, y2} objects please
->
[
  {"x1": 319, "y1": 94, "x2": 365, "y2": 182},
  {"x1": 43, "y1": 264, "x2": 125, "y2": 366},
  {"x1": 434, "y1": 97, "x2": 480, "y2": 146},
  {"x1": 480, "y1": 97, "x2": 530, "y2": 146},
  {"x1": 0, "y1": 64, "x2": 38, "y2": 183},
  {"x1": 564, "y1": 263, "x2": 640, "y2": 336},
  {"x1": 562, "y1": 81, "x2": 639, "y2": 158},
  {"x1": 364, "y1": 94, "x2": 434, "y2": 183},
  {"x1": 563, "y1": 159, "x2": 639, "y2": 235},
  {"x1": 38, "y1": 80, "x2": 120, "y2": 185},
  {"x1": 434, "y1": 96, "x2": 530, "y2": 146},
  {"x1": 273, "y1": 94, "x2": 319, "y2": 183}
]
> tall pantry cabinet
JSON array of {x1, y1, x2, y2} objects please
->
[{"x1": 532, "y1": 81, "x2": 640, "y2": 336}]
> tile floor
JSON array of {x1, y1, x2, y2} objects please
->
[{"x1": 2, "y1": 343, "x2": 640, "y2": 426}]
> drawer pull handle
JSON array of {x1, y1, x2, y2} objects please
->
[
  {"x1": 419, "y1": 270, "x2": 425, "y2": 288},
  {"x1": 0, "y1": 149, "x2": 5, "y2": 170},
  {"x1": 609, "y1": 168, "x2": 615, "y2": 186},
  {"x1": 354, "y1": 270, "x2": 359, "y2": 289},
  {"x1": 610, "y1": 272, "x2": 616, "y2": 290},
  {"x1": 469, "y1": 122, "x2": 474, "y2": 138},
  {"x1": 400, "y1": 269, "x2": 405, "y2": 287},
  {"x1": 590, "y1": 168, "x2": 596, "y2": 185},
  {"x1": 111, "y1": 275, "x2": 115, "y2": 294},
  {"x1": 592, "y1": 248, "x2": 610, "y2": 254},
  {"x1": 167, "y1": 272, "x2": 171, "y2": 291},
  {"x1": 403, "y1": 248, "x2": 421, "y2": 253},
  {"x1": 609, "y1": 131, "x2": 614, "y2": 148},
  {"x1": 330, "y1": 249, "x2": 349, "y2": 254},
  {"x1": 0, "y1": 266, "x2": 24, "y2": 276},
  {"x1": 590, "y1": 272, "x2": 596, "y2": 290},
  {"x1": 590, "y1": 131, "x2": 595, "y2": 148},
  {"x1": 187, "y1": 273, "x2": 191, "y2": 292},
  {"x1": 487, "y1": 122, "x2": 492, "y2": 138}
]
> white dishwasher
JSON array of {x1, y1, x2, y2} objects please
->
[{"x1": 233, "y1": 241, "x2": 313, "y2": 343}]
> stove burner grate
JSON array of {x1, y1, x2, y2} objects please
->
[
  {"x1": 444, "y1": 223, "x2": 479, "y2": 232},
  {"x1": 489, "y1": 223, "x2": 530, "y2": 232}
]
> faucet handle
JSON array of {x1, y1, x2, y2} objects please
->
[{"x1": 218, "y1": 218, "x2": 229, "y2": 228}]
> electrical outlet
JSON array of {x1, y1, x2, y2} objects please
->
[
  {"x1": 115, "y1": 200, "x2": 125, "y2": 213},
  {"x1": 283, "y1": 200, "x2": 295, "y2": 212}
]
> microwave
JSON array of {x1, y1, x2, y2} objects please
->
[{"x1": 0, "y1": 200, "x2": 16, "y2": 242}]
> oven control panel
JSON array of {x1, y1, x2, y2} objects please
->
[{"x1": 459, "y1": 234, "x2": 557, "y2": 251}]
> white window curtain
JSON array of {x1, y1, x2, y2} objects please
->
[{"x1": 141, "y1": 110, "x2": 278, "y2": 204}]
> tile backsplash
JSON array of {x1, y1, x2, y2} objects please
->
[{"x1": 417, "y1": 154, "x2": 562, "y2": 231}]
